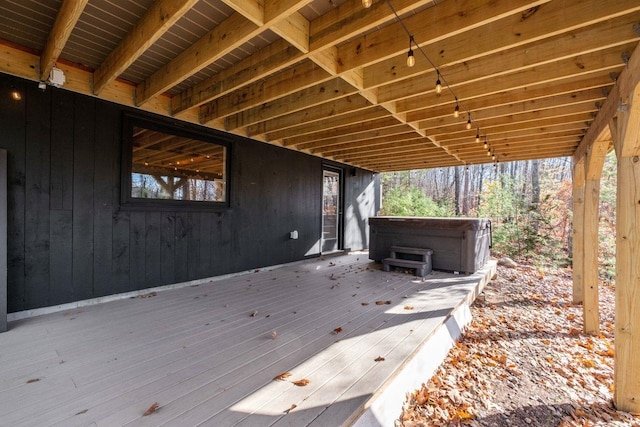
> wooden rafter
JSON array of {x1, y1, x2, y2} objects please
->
[
  {"x1": 39, "y1": 0, "x2": 88, "y2": 81},
  {"x1": 93, "y1": 0, "x2": 199, "y2": 96},
  {"x1": 2, "y1": 0, "x2": 639, "y2": 170}
]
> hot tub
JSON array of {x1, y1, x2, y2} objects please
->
[{"x1": 369, "y1": 216, "x2": 491, "y2": 274}]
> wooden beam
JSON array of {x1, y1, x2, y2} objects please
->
[
  {"x1": 401, "y1": 46, "x2": 629, "y2": 115},
  {"x1": 0, "y1": 42, "x2": 199, "y2": 124},
  {"x1": 366, "y1": 5, "x2": 640, "y2": 91},
  {"x1": 337, "y1": 0, "x2": 551, "y2": 72},
  {"x1": 613, "y1": 79, "x2": 640, "y2": 411},
  {"x1": 583, "y1": 138, "x2": 610, "y2": 334},
  {"x1": 425, "y1": 106, "x2": 597, "y2": 139},
  {"x1": 418, "y1": 93, "x2": 605, "y2": 133},
  {"x1": 284, "y1": 116, "x2": 402, "y2": 148},
  {"x1": 39, "y1": 0, "x2": 88, "y2": 81},
  {"x1": 271, "y1": 12, "x2": 309, "y2": 53},
  {"x1": 443, "y1": 130, "x2": 583, "y2": 149},
  {"x1": 171, "y1": 39, "x2": 303, "y2": 116},
  {"x1": 172, "y1": 0, "x2": 408, "y2": 116},
  {"x1": 265, "y1": 107, "x2": 387, "y2": 141},
  {"x1": 248, "y1": 97, "x2": 376, "y2": 138},
  {"x1": 203, "y1": 60, "x2": 331, "y2": 120},
  {"x1": 135, "y1": 13, "x2": 260, "y2": 106},
  {"x1": 93, "y1": 0, "x2": 198, "y2": 96},
  {"x1": 310, "y1": 0, "x2": 435, "y2": 51},
  {"x1": 220, "y1": 0, "x2": 264, "y2": 25},
  {"x1": 406, "y1": 74, "x2": 614, "y2": 124},
  {"x1": 221, "y1": 79, "x2": 359, "y2": 130},
  {"x1": 574, "y1": 42, "x2": 640, "y2": 162},
  {"x1": 571, "y1": 156, "x2": 586, "y2": 306},
  {"x1": 296, "y1": 124, "x2": 414, "y2": 152}
]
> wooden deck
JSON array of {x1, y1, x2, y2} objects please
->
[{"x1": 0, "y1": 253, "x2": 496, "y2": 426}]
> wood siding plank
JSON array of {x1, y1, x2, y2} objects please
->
[
  {"x1": 24, "y1": 82, "x2": 51, "y2": 309},
  {"x1": 1, "y1": 78, "x2": 27, "y2": 312},
  {"x1": 72, "y1": 94, "x2": 95, "y2": 301}
]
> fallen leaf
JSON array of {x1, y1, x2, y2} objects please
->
[
  {"x1": 138, "y1": 292, "x2": 157, "y2": 299},
  {"x1": 143, "y1": 402, "x2": 160, "y2": 416},
  {"x1": 250, "y1": 310, "x2": 258, "y2": 317},
  {"x1": 404, "y1": 305, "x2": 414, "y2": 310},
  {"x1": 385, "y1": 300, "x2": 392, "y2": 305},
  {"x1": 361, "y1": 302, "x2": 369, "y2": 306},
  {"x1": 26, "y1": 378, "x2": 40, "y2": 384},
  {"x1": 75, "y1": 409, "x2": 88, "y2": 416},
  {"x1": 274, "y1": 372, "x2": 292, "y2": 381},
  {"x1": 271, "y1": 330, "x2": 277, "y2": 339},
  {"x1": 285, "y1": 403, "x2": 297, "y2": 414},
  {"x1": 375, "y1": 301, "x2": 385, "y2": 305},
  {"x1": 292, "y1": 379, "x2": 310, "y2": 386},
  {"x1": 375, "y1": 356, "x2": 385, "y2": 362},
  {"x1": 333, "y1": 327, "x2": 343, "y2": 334}
]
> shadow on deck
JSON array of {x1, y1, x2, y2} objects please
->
[{"x1": 0, "y1": 253, "x2": 496, "y2": 426}]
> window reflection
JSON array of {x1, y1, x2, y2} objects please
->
[{"x1": 130, "y1": 126, "x2": 227, "y2": 202}]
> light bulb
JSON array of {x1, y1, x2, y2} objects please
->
[
  {"x1": 453, "y1": 104, "x2": 459, "y2": 118},
  {"x1": 475, "y1": 132, "x2": 480, "y2": 143},
  {"x1": 483, "y1": 142, "x2": 488, "y2": 150},
  {"x1": 10, "y1": 87, "x2": 21, "y2": 101},
  {"x1": 362, "y1": 0, "x2": 372, "y2": 7},
  {"x1": 435, "y1": 78, "x2": 442, "y2": 94},
  {"x1": 492, "y1": 154, "x2": 496, "y2": 161},
  {"x1": 466, "y1": 117, "x2": 472, "y2": 130},
  {"x1": 407, "y1": 49, "x2": 415, "y2": 67}
]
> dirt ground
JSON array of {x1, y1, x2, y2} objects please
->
[{"x1": 398, "y1": 262, "x2": 640, "y2": 427}]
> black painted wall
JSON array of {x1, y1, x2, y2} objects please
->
[{"x1": 0, "y1": 74, "x2": 380, "y2": 313}]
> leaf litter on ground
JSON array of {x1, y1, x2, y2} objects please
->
[{"x1": 399, "y1": 263, "x2": 640, "y2": 427}]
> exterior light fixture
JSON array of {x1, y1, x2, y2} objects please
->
[
  {"x1": 362, "y1": 0, "x2": 373, "y2": 8},
  {"x1": 466, "y1": 114, "x2": 472, "y2": 130},
  {"x1": 10, "y1": 87, "x2": 22, "y2": 101},
  {"x1": 435, "y1": 73, "x2": 442, "y2": 94},
  {"x1": 454, "y1": 103, "x2": 460, "y2": 118}
]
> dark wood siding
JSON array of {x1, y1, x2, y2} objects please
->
[{"x1": 0, "y1": 74, "x2": 380, "y2": 313}]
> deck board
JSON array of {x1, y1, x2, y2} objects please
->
[{"x1": 0, "y1": 253, "x2": 495, "y2": 427}]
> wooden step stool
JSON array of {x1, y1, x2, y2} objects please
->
[{"x1": 382, "y1": 246, "x2": 433, "y2": 277}]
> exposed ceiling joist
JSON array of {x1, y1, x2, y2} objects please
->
[
  {"x1": 1, "y1": 0, "x2": 638, "y2": 171},
  {"x1": 40, "y1": 0, "x2": 88, "y2": 81}
]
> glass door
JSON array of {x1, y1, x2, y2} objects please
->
[{"x1": 322, "y1": 169, "x2": 341, "y2": 253}]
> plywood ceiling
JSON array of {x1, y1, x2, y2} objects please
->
[{"x1": 0, "y1": 0, "x2": 639, "y2": 171}]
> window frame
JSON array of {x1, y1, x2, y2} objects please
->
[{"x1": 121, "y1": 113, "x2": 232, "y2": 210}]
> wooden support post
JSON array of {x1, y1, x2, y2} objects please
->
[
  {"x1": 613, "y1": 82, "x2": 640, "y2": 414},
  {"x1": 0, "y1": 149, "x2": 6, "y2": 332},
  {"x1": 571, "y1": 159, "x2": 585, "y2": 304},
  {"x1": 583, "y1": 139, "x2": 608, "y2": 334}
]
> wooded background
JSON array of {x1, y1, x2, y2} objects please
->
[{"x1": 380, "y1": 153, "x2": 617, "y2": 279}]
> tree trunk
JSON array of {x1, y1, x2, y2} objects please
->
[
  {"x1": 454, "y1": 166, "x2": 461, "y2": 215},
  {"x1": 531, "y1": 159, "x2": 541, "y2": 232}
]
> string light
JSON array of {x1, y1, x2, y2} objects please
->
[
  {"x1": 10, "y1": 85, "x2": 21, "y2": 101},
  {"x1": 364, "y1": 0, "x2": 492, "y2": 165},
  {"x1": 406, "y1": 36, "x2": 415, "y2": 67},
  {"x1": 483, "y1": 139, "x2": 488, "y2": 150}
]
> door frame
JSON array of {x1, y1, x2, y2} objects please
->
[{"x1": 321, "y1": 165, "x2": 344, "y2": 254}]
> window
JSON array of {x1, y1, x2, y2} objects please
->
[{"x1": 123, "y1": 115, "x2": 230, "y2": 207}]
